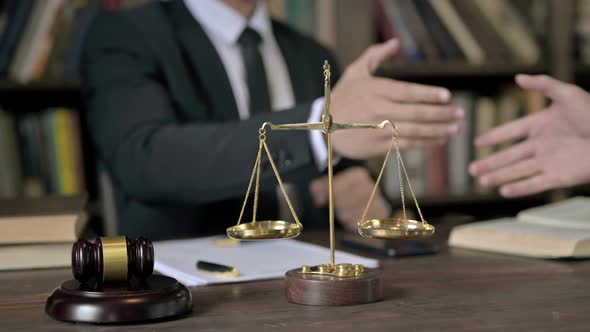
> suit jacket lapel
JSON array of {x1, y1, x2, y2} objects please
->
[
  {"x1": 163, "y1": 3, "x2": 319, "y2": 120},
  {"x1": 127, "y1": 2, "x2": 202, "y2": 116},
  {"x1": 168, "y1": 0, "x2": 240, "y2": 121}
]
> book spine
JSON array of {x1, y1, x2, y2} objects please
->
[
  {"x1": 472, "y1": 0, "x2": 540, "y2": 64},
  {"x1": 69, "y1": 110, "x2": 86, "y2": 193},
  {"x1": 427, "y1": 0, "x2": 485, "y2": 64},
  {"x1": 413, "y1": 0, "x2": 465, "y2": 60},
  {"x1": 16, "y1": 114, "x2": 47, "y2": 196},
  {"x1": 332, "y1": 0, "x2": 375, "y2": 66},
  {"x1": 0, "y1": 111, "x2": 22, "y2": 198},
  {"x1": 473, "y1": 97, "x2": 497, "y2": 193},
  {"x1": 316, "y1": 0, "x2": 336, "y2": 49},
  {"x1": 8, "y1": 0, "x2": 48, "y2": 83},
  {"x1": 0, "y1": 0, "x2": 35, "y2": 76},
  {"x1": 397, "y1": 0, "x2": 441, "y2": 62},
  {"x1": 42, "y1": 1, "x2": 77, "y2": 81},
  {"x1": 450, "y1": 0, "x2": 513, "y2": 63},
  {"x1": 448, "y1": 92, "x2": 475, "y2": 194},
  {"x1": 426, "y1": 144, "x2": 448, "y2": 196},
  {"x1": 53, "y1": 108, "x2": 77, "y2": 195},
  {"x1": 383, "y1": 0, "x2": 423, "y2": 61},
  {"x1": 374, "y1": 0, "x2": 403, "y2": 57},
  {"x1": 42, "y1": 110, "x2": 59, "y2": 194}
]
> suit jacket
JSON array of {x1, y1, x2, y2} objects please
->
[{"x1": 81, "y1": 0, "x2": 354, "y2": 240}]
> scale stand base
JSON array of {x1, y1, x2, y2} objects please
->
[
  {"x1": 285, "y1": 268, "x2": 383, "y2": 306},
  {"x1": 45, "y1": 275, "x2": 192, "y2": 324}
]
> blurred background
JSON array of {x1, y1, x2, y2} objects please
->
[{"x1": 0, "y1": 0, "x2": 588, "y2": 237}]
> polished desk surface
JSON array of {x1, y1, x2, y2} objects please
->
[{"x1": 1, "y1": 224, "x2": 589, "y2": 331}]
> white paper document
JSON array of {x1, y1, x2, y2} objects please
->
[{"x1": 154, "y1": 236, "x2": 379, "y2": 286}]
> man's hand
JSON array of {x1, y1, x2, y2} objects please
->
[
  {"x1": 469, "y1": 74, "x2": 590, "y2": 197},
  {"x1": 330, "y1": 39, "x2": 464, "y2": 159},
  {"x1": 310, "y1": 167, "x2": 390, "y2": 232}
]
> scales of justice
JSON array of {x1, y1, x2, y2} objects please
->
[{"x1": 226, "y1": 61, "x2": 435, "y2": 306}]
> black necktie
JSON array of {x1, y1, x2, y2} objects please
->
[{"x1": 238, "y1": 27, "x2": 271, "y2": 115}]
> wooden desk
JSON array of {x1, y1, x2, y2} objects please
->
[{"x1": 1, "y1": 226, "x2": 589, "y2": 331}]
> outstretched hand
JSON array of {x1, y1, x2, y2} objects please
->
[
  {"x1": 330, "y1": 39, "x2": 464, "y2": 159},
  {"x1": 469, "y1": 75, "x2": 590, "y2": 197}
]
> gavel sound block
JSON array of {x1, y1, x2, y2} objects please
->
[{"x1": 45, "y1": 236, "x2": 192, "y2": 324}]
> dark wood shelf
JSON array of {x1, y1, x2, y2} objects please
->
[
  {"x1": 414, "y1": 192, "x2": 549, "y2": 206},
  {"x1": 0, "y1": 81, "x2": 82, "y2": 109},
  {"x1": 574, "y1": 64, "x2": 590, "y2": 81},
  {"x1": 573, "y1": 64, "x2": 590, "y2": 88},
  {"x1": 379, "y1": 62, "x2": 546, "y2": 79},
  {"x1": 391, "y1": 192, "x2": 551, "y2": 221},
  {"x1": 575, "y1": 63, "x2": 590, "y2": 72},
  {"x1": 0, "y1": 80, "x2": 80, "y2": 93},
  {"x1": 414, "y1": 192, "x2": 502, "y2": 206}
]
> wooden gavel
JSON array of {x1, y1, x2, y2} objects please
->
[{"x1": 72, "y1": 236, "x2": 154, "y2": 283}]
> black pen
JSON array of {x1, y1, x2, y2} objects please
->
[{"x1": 196, "y1": 260, "x2": 240, "y2": 277}]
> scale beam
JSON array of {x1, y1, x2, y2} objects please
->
[
  {"x1": 261, "y1": 122, "x2": 325, "y2": 132},
  {"x1": 262, "y1": 120, "x2": 395, "y2": 134}
]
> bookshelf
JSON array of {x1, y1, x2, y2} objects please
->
[
  {"x1": 0, "y1": 79, "x2": 97, "y2": 204},
  {"x1": 0, "y1": 1, "x2": 100, "y2": 234},
  {"x1": 0, "y1": 0, "x2": 587, "y2": 231},
  {"x1": 307, "y1": 0, "x2": 581, "y2": 220}
]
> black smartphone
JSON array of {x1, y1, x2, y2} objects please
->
[{"x1": 341, "y1": 234, "x2": 438, "y2": 257}]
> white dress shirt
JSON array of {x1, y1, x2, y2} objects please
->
[{"x1": 184, "y1": 0, "x2": 328, "y2": 169}]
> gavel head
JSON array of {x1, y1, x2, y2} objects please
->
[{"x1": 72, "y1": 236, "x2": 154, "y2": 284}]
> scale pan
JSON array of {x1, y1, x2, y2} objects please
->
[
  {"x1": 226, "y1": 220, "x2": 302, "y2": 240},
  {"x1": 358, "y1": 218, "x2": 434, "y2": 239}
]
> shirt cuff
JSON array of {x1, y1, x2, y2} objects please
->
[
  {"x1": 308, "y1": 97, "x2": 341, "y2": 170},
  {"x1": 308, "y1": 98, "x2": 328, "y2": 170}
]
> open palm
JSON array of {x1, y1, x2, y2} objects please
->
[{"x1": 469, "y1": 74, "x2": 590, "y2": 197}]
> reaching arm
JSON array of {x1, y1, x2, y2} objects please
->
[{"x1": 81, "y1": 12, "x2": 319, "y2": 206}]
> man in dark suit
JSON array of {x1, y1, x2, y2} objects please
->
[{"x1": 82, "y1": 0, "x2": 463, "y2": 239}]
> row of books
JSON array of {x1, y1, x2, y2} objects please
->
[
  {"x1": 269, "y1": 0, "x2": 546, "y2": 66},
  {"x1": 269, "y1": 0, "x2": 381, "y2": 68},
  {"x1": 0, "y1": 0, "x2": 101, "y2": 83},
  {"x1": 0, "y1": 0, "x2": 552, "y2": 82},
  {"x1": 0, "y1": 108, "x2": 86, "y2": 198},
  {"x1": 375, "y1": 0, "x2": 544, "y2": 64},
  {"x1": 383, "y1": 86, "x2": 546, "y2": 200}
]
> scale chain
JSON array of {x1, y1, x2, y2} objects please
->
[
  {"x1": 358, "y1": 122, "x2": 426, "y2": 225},
  {"x1": 397, "y1": 150, "x2": 426, "y2": 224},
  {"x1": 237, "y1": 139, "x2": 263, "y2": 225},
  {"x1": 359, "y1": 126, "x2": 396, "y2": 223},
  {"x1": 262, "y1": 138, "x2": 302, "y2": 226},
  {"x1": 397, "y1": 143, "x2": 406, "y2": 222},
  {"x1": 252, "y1": 138, "x2": 263, "y2": 222}
]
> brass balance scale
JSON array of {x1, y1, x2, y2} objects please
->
[{"x1": 226, "y1": 61, "x2": 434, "y2": 306}]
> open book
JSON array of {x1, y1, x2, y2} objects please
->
[{"x1": 448, "y1": 197, "x2": 590, "y2": 258}]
